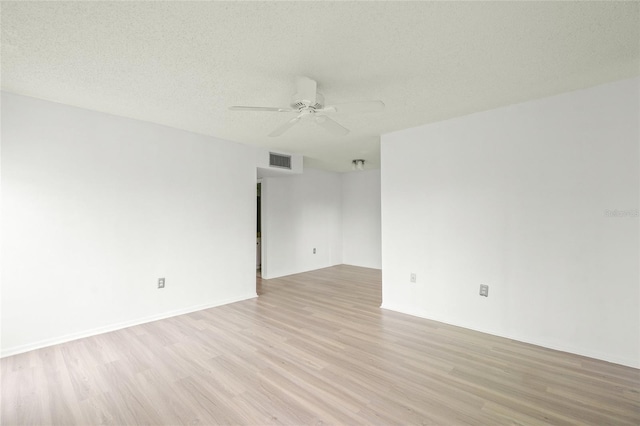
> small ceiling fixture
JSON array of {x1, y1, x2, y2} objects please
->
[{"x1": 352, "y1": 159, "x2": 365, "y2": 171}]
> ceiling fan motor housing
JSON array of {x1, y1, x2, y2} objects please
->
[{"x1": 291, "y1": 92, "x2": 324, "y2": 111}]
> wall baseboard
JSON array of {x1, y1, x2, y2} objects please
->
[
  {"x1": 342, "y1": 261, "x2": 382, "y2": 270},
  {"x1": 1, "y1": 293, "x2": 258, "y2": 358},
  {"x1": 380, "y1": 303, "x2": 639, "y2": 370},
  {"x1": 262, "y1": 263, "x2": 343, "y2": 280}
]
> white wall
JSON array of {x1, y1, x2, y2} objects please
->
[
  {"x1": 342, "y1": 169, "x2": 382, "y2": 269},
  {"x1": 1, "y1": 93, "x2": 257, "y2": 356},
  {"x1": 261, "y1": 168, "x2": 342, "y2": 279},
  {"x1": 381, "y1": 78, "x2": 640, "y2": 368}
]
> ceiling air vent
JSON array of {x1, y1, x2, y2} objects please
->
[{"x1": 269, "y1": 152, "x2": 291, "y2": 169}]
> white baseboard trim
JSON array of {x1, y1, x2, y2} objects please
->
[
  {"x1": 380, "y1": 303, "x2": 639, "y2": 369},
  {"x1": 262, "y1": 263, "x2": 344, "y2": 280},
  {"x1": 342, "y1": 262, "x2": 383, "y2": 270},
  {"x1": 1, "y1": 293, "x2": 258, "y2": 358}
]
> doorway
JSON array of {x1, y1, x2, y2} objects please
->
[{"x1": 256, "y1": 181, "x2": 262, "y2": 277}]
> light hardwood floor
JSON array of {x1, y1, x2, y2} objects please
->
[{"x1": 2, "y1": 265, "x2": 639, "y2": 425}]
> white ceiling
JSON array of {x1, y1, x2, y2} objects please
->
[{"x1": 2, "y1": 1, "x2": 639, "y2": 172}]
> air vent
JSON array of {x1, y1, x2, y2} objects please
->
[{"x1": 269, "y1": 152, "x2": 291, "y2": 169}]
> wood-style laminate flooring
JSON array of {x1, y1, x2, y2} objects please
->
[{"x1": 2, "y1": 265, "x2": 639, "y2": 425}]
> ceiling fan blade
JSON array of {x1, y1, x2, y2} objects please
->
[
  {"x1": 229, "y1": 106, "x2": 292, "y2": 112},
  {"x1": 321, "y1": 100, "x2": 385, "y2": 114},
  {"x1": 269, "y1": 114, "x2": 303, "y2": 137},
  {"x1": 295, "y1": 76, "x2": 317, "y2": 105},
  {"x1": 314, "y1": 115, "x2": 350, "y2": 136}
]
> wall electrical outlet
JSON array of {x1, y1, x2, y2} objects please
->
[
  {"x1": 410, "y1": 273, "x2": 416, "y2": 283},
  {"x1": 313, "y1": 248, "x2": 316, "y2": 254},
  {"x1": 479, "y1": 284, "x2": 489, "y2": 297},
  {"x1": 158, "y1": 278, "x2": 165, "y2": 289}
]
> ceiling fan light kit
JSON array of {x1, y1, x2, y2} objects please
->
[{"x1": 229, "y1": 76, "x2": 384, "y2": 137}]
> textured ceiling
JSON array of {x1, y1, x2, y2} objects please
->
[{"x1": 2, "y1": 1, "x2": 639, "y2": 172}]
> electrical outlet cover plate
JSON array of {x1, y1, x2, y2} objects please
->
[
  {"x1": 158, "y1": 278, "x2": 165, "y2": 289},
  {"x1": 479, "y1": 284, "x2": 489, "y2": 297},
  {"x1": 410, "y1": 273, "x2": 416, "y2": 283}
]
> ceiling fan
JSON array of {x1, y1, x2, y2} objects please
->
[{"x1": 229, "y1": 76, "x2": 384, "y2": 137}]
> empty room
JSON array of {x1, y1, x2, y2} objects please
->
[{"x1": 1, "y1": 1, "x2": 639, "y2": 425}]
